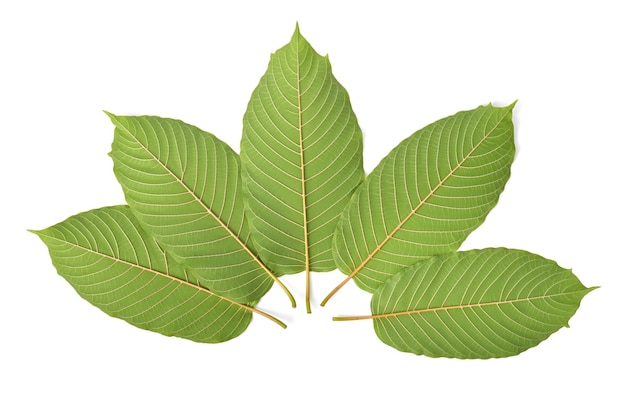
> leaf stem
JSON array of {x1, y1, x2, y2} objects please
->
[
  {"x1": 332, "y1": 315, "x2": 373, "y2": 321},
  {"x1": 248, "y1": 306, "x2": 288, "y2": 329},
  {"x1": 320, "y1": 273, "x2": 354, "y2": 306},
  {"x1": 276, "y1": 277, "x2": 297, "y2": 308}
]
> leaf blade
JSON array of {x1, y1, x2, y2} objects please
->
[
  {"x1": 364, "y1": 248, "x2": 595, "y2": 359},
  {"x1": 32, "y1": 206, "x2": 286, "y2": 343},
  {"x1": 108, "y1": 114, "x2": 294, "y2": 305},
  {"x1": 324, "y1": 103, "x2": 516, "y2": 304},
  {"x1": 241, "y1": 26, "x2": 364, "y2": 311}
]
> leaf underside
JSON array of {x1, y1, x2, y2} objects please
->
[
  {"x1": 241, "y1": 25, "x2": 364, "y2": 278},
  {"x1": 32, "y1": 206, "x2": 253, "y2": 343},
  {"x1": 30, "y1": 26, "x2": 596, "y2": 359},
  {"x1": 370, "y1": 248, "x2": 595, "y2": 359},
  {"x1": 327, "y1": 103, "x2": 516, "y2": 302},
  {"x1": 108, "y1": 114, "x2": 284, "y2": 304}
]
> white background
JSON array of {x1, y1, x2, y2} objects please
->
[{"x1": 2, "y1": 1, "x2": 623, "y2": 402}]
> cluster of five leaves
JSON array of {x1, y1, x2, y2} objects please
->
[{"x1": 33, "y1": 26, "x2": 594, "y2": 358}]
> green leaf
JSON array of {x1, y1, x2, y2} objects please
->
[
  {"x1": 335, "y1": 248, "x2": 596, "y2": 359},
  {"x1": 323, "y1": 103, "x2": 516, "y2": 305},
  {"x1": 241, "y1": 25, "x2": 364, "y2": 312},
  {"x1": 108, "y1": 113, "x2": 295, "y2": 306},
  {"x1": 31, "y1": 206, "x2": 286, "y2": 344}
]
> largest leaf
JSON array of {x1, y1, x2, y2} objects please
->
[
  {"x1": 241, "y1": 26, "x2": 364, "y2": 311},
  {"x1": 108, "y1": 114, "x2": 294, "y2": 305},
  {"x1": 32, "y1": 206, "x2": 285, "y2": 344},
  {"x1": 323, "y1": 103, "x2": 516, "y2": 304}
]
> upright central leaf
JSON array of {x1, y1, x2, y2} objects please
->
[{"x1": 241, "y1": 26, "x2": 364, "y2": 312}]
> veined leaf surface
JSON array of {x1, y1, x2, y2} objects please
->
[
  {"x1": 108, "y1": 114, "x2": 294, "y2": 306},
  {"x1": 323, "y1": 104, "x2": 515, "y2": 304},
  {"x1": 32, "y1": 206, "x2": 286, "y2": 344},
  {"x1": 241, "y1": 26, "x2": 364, "y2": 312},
  {"x1": 335, "y1": 248, "x2": 596, "y2": 359}
]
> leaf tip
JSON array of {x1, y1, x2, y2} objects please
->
[
  {"x1": 103, "y1": 110, "x2": 120, "y2": 125},
  {"x1": 586, "y1": 285, "x2": 600, "y2": 294},
  {"x1": 507, "y1": 100, "x2": 518, "y2": 110},
  {"x1": 28, "y1": 228, "x2": 49, "y2": 243},
  {"x1": 292, "y1": 22, "x2": 302, "y2": 41}
]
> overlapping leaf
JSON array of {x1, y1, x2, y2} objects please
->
[
  {"x1": 32, "y1": 206, "x2": 286, "y2": 343},
  {"x1": 323, "y1": 104, "x2": 516, "y2": 304},
  {"x1": 241, "y1": 25, "x2": 364, "y2": 311},
  {"x1": 335, "y1": 248, "x2": 595, "y2": 359},
  {"x1": 108, "y1": 114, "x2": 294, "y2": 305}
]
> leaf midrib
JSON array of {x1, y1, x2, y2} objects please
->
[
  {"x1": 335, "y1": 290, "x2": 586, "y2": 321},
  {"x1": 295, "y1": 37, "x2": 313, "y2": 313}
]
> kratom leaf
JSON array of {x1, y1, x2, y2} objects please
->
[
  {"x1": 31, "y1": 206, "x2": 286, "y2": 344},
  {"x1": 335, "y1": 248, "x2": 596, "y2": 359},
  {"x1": 241, "y1": 25, "x2": 364, "y2": 312},
  {"x1": 108, "y1": 114, "x2": 294, "y2": 306},
  {"x1": 323, "y1": 103, "x2": 516, "y2": 305}
]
